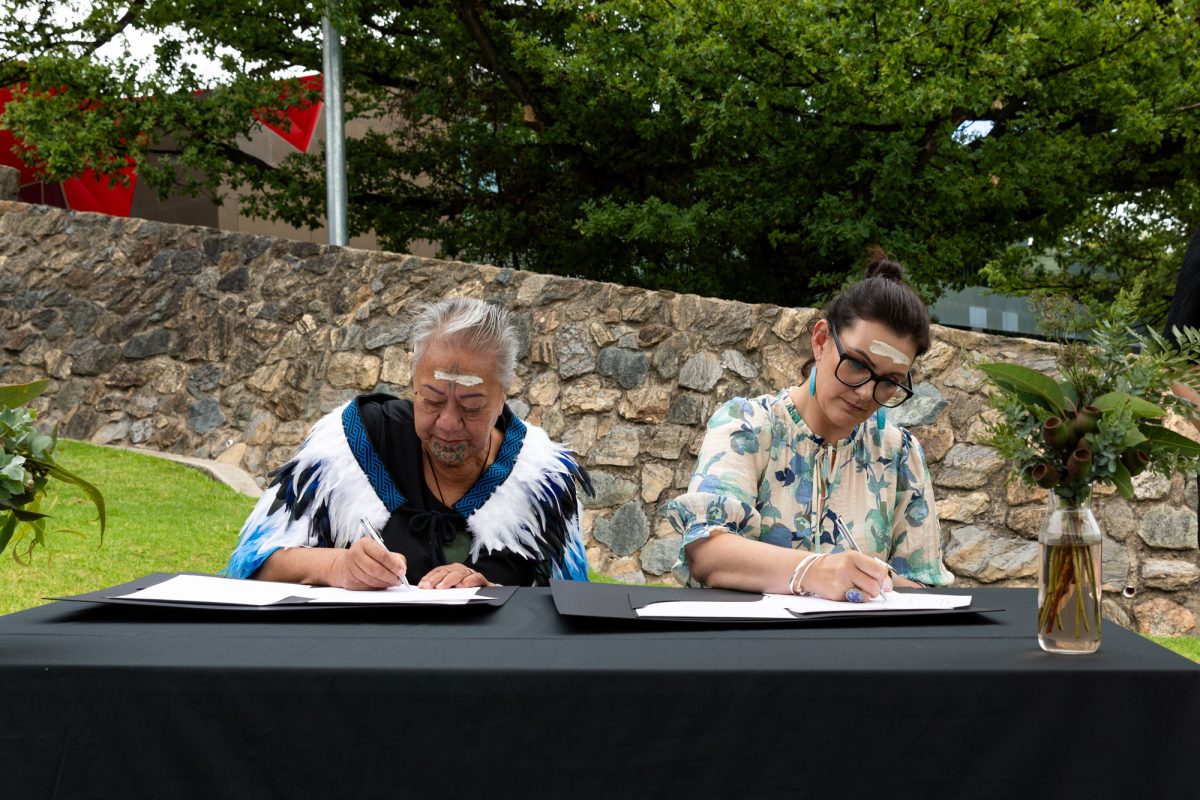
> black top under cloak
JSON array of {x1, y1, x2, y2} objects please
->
[
  {"x1": 357, "y1": 395, "x2": 538, "y2": 586},
  {"x1": 1164, "y1": 223, "x2": 1200, "y2": 353},
  {"x1": 1163, "y1": 224, "x2": 1200, "y2": 543}
]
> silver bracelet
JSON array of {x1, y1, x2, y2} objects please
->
[
  {"x1": 795, "y1": 552, "x2": 827, "y2": 597},
  {"x1": 789, "y1": 553, "x2": 818, "y2": 595}
]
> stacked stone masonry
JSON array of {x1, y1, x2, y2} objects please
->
[{"x1": 2, "y1": 201, "x2": 1197, "y2": 634}]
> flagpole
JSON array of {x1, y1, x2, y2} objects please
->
[{"x1": 322, "y1": 9, "x2": 349, "y2": 246}]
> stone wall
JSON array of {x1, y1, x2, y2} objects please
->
[
  {"x1": 2, "y1": 200, "x2": 1197, "y2": 634},
  {"x1": 0, "y1": 166, "x2": 18, "y2": 202}
]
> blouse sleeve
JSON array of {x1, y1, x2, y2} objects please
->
[
  {"x1": 887, "y1": 428, "x2": 954, "y2": 586},
  {"x1": 661, "y1": 397, "x2": 774, "y2": 583}
]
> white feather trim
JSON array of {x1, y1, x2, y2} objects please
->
[
  {"x1": 287, "y1": 401, "x2": 390, "y2": 547},
  {"x1": 467, "y1": 422, "x2": 582, "y2": 560}
]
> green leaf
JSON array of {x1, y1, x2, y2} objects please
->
[
  {"x1": 979, "y1": 363, "x2": 1067, "y2": 417},
  {"x1": 0, "y1": 500, "x2": 49, "y2": 522},
  {"x1": 1111, "y1": 461, "x2": 1134, "y2": 500},
  {"x1": 34, "y1": 458, "x2": 107, "y2": 537},
  {"x1": 0, "y1": 379, "x2": 49, "y2": 409},
  {"x1": 1092, "y1": 391, "x2": 1166, "y2": 419},
  {"x1": 1120, "y1": 427, "x2": 1148, "y2": 449},
  {"x1": 0, "y1": 513, "x2": 15, "y2": 554},
  {"x1": 1059, "y1": 380, "x2": 1079, "y2": 412},
  {"x1": 0, "y1": 454, "x2": 26, "y2": 482},
  {"x1": 1139, "y1": 425, "x2": 1200, "y2": 456}
]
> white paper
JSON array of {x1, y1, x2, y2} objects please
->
[
  {"x1": 299, "y1": 586, "x2": 492, "y2": 605},
  {"x1": 634, "y1": 591, "x2": 972, "y2": 619},
  {"x1": 118, "y1": 575, "x2": 494, "y2": 607},
  {"x1": 118, "y1": 574, "x2": 313, "y2": 606}
]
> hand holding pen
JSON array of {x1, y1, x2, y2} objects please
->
[
  {"x1": 832, "y1": 513, "x2": 894, "y2": 603},
  {"x1": 353, "y1": 516, "x2": 409, "y2": 587}
]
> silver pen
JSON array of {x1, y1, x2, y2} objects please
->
[
  {"x1": 360, "y1": 516, "x2": 409, "y2": 586},
  {"x1": 833, "y1": 512, "x2": 896, "y2": 577}
]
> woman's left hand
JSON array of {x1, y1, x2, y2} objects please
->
[{"x1": 418, "y1": 562, "x2": 496, "y2": 589}]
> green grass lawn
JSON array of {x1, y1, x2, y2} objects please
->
[
  {"x1": 1, "y1": 440, "x2": 257, "y2": 616},
  {"x1": 1148, "y1": 635, "x2": 1200, "y2": 662},
  {"x1": 3, "y1": 440, "x2": 1198, "y2": 664}
]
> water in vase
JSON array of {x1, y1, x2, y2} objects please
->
[{"x1": 1038, "y1": 541, "x2": 1102, "y2": 654}]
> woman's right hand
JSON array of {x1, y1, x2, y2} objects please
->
[
  {"x1": 800, "y1": 551, "x2": 892, "y2": 601},
  {"x1": 325, "y1": 536, "x2": 408, "y2": 590}
]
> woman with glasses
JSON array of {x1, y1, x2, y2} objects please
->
[{"x1": 664, "y1": 249, "x2": 953, "y2": 600}]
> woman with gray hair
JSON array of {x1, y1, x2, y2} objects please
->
[{"x1": 225, "y1": 297, "x2": 591, "y2": 588}]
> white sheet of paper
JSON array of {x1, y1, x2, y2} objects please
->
[
  {"x1": 634, "y1": 591, "x2": 972, "y2": 619},
  {"x1": 117, "y1": 575, "x2": 494, "y2": 607},
  {"x1": 299, "y1": 586, "x2": 492, "y2": 605},
  {"x1": 634, "y1": 597, "x2": 792, "y2": 619},
  {"x1": 118, "y1": 575, "x2": 313, "y2": 607}
]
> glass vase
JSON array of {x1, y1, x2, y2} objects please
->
[{"x1": 1037, "y1": 492, "x2": 1102, "y2": 654}]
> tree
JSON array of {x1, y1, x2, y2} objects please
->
[{"x1": 1, "y1": 1, "x2": 1198, "y2": 318}]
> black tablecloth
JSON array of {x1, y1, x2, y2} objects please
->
[{"x1": 0, "y1": 585, "x2": 1195, "y2": 799}]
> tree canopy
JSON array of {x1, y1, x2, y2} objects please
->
[{"x1": 2, "y1": 1, "x2": 1198, "y2": 319}]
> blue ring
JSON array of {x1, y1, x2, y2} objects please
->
[{"x1": 844, "y1": 588, "x2": 865, "y2": 603}]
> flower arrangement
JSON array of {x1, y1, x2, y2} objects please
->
[
  {"x1": 979, "y1": 283, "x2": 1200, "y2": 650},
  {"x1": 980, "y1": 286, "x2": 1200, "y2": 504},
  {"x1": 1, "y1": 379, "x2": 105, "y2": 561}
]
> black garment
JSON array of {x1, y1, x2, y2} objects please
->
[
  {"x1": 357, "y1": 395, "x2": 537, "y2": 586},
  {"x1": 1163, "y1": 224, "x2": 1200, "y2": 541},
  {"x1": 1164, "y1": 223, "x2": 1200, "y2": 351}
]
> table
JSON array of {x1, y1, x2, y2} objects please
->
[{"x1": 0, "y1": 584, "x2": 1195, "y2": 799}]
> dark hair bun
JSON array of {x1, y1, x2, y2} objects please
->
[{"x1": 864, "y1": 245, "x2": 905, "y2": 282}]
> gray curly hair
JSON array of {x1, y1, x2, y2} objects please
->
[{"x1": 410, "y1": 298, "x2": 519, "y2": 390}]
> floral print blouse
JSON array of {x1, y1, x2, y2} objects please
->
[{"x1": 663, "y1": 390, "x2": 954, "y2": 587}]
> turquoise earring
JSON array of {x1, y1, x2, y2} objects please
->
[
  {"x1": 809, "y1": 366, "x2": 818, "y2": 396},
  {"x1": 876, "y1": 407, "x2": 886, "y2": 429}
]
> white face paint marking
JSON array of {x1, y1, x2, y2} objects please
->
[
  {"x1": 434, "y1": 369, "x2": 484, "y2": 386},
  {"x1": 868, "y1": 340, "x2": 911, "y2": 368}
]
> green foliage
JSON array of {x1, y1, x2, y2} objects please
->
[
  {"x1": 976, "y1": 363, "x2": 1068, "y2": 418},
  {"x1": 979, "y1": 280, "x2": 1200, "y2": 505},
  {"x1": 0, "y1": 380, "x2": 105, "y2": 560},
  {"x1": 0, "y1": 440, "x2": 256, "y2": 615},
  {"x1": 1, "y1": 2, "x2": 1199, "y2": 312}
]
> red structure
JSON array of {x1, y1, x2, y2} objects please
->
[{"x1": 0, "y1": 75, "x2": 323, "y2": 217}]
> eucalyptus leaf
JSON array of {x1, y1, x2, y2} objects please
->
[
  {"x1": 979, "y1": 363, "x2": 1067, "y2": 417},
  {"x1": 1138, "y1": 425, "x2": 1200, "y2": 456},
  {"x1": 1111, "y1": 461, "x2": 1134, "y2": 500},
  {"x1": 27, "y1": 432, "x2": 55, "y2": 459},
  {"x1": 1092, "y1": 391, "x2": 1166, "y2": 419},
  {"x1": 0, "y1": 379, "x2": 49, "y2": 409},
  {"x1": 0, "y1": 454, "x2": 26, "y2": 481},
  {"x1": 1120, "y1": 427, "x2": 1148, "y2": 449}
]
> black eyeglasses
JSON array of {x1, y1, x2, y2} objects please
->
[{"x1": 827, "y1": 323, "x2": 914, "y2": 408}]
